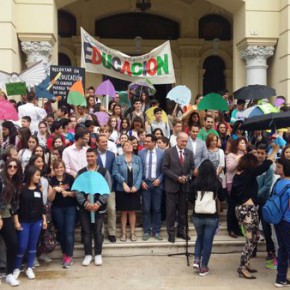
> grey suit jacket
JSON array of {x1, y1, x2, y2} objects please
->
[
  {"x1": 162, "y1": 146, "x2": 195, "y2": 193},
  {"x1": 186, "y1": 138, "x2": 208, "y2": 168}
]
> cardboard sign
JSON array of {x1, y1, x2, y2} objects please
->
[
  {"x1": 6, "y1": 82, "x2": 27, "y2": 96},
  {"x1": 50, "y1": 66, "x2": 86, "y2": 100}
]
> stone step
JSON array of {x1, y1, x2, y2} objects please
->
[{"x1": 49, "y1": 235, "x2": 266, "y2": 259}]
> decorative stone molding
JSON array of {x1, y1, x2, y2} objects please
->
[
  {"x1": 240, "y1": 45, "x2": 274, "y2": 63},
  {"x1": 21, "y1": 41, "x2": 53, "y2": 69}
]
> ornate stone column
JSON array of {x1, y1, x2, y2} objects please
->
[
  {"x1": 21, "y1": 41, "x2": 53, "y2": 69},
  {"x1": 240, "y1": 45, "x2": 275, "y2": 85}
]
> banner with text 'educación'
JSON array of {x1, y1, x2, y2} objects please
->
[{"x1": 81, "y1": 27, "x2": 176, "y2": 84}]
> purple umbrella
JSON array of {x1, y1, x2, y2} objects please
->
[
  {"x1": 95, "y1": 80, "x2": 116, "y2": 97},
  {"x1": 94, "y1": 112, "x2": 110, "y2": 126}
]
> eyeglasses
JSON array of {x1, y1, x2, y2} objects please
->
[
  {"x1": 39, "y1": 127, "x2": 46, "y2": 129},
  {"x1": 8, "y1": 165, "x2": 17, "y2": 169}
]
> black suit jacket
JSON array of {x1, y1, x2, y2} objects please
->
[{"x1": 162, "y1": 146, "x2": 195, "y2": 193}]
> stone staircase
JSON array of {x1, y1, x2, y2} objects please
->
[{"x1": 49, "y1": 211, "x2": 266, "y2": 259}]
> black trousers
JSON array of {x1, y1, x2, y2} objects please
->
[
  {"x1": 226, "y1": 193, "x2": 240, "y2": 234},
  {"x1": 166, "y1": 188, "x2": 187, "y2": 236},
  {"x1": 0, "y1": 217, "x2": 18, "y2": 275},
  {"x1": 80, "y1": 210, "x2": 104, "y2": 256}
]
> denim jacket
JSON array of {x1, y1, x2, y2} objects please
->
[{"x1": 112, "y1": 155, "x2": 143, "y2": 191}]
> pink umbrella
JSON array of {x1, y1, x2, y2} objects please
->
[
  {"x1": 0, "y1": 99, "x2": 19, "y2": 121},
  {"x1": 95, "y1": 80, "x2": 116, "y2": 111},
  {"x1": 94, "y1": 112, "x2": 110, "y2": 126}
]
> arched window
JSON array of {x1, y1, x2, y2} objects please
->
[
  {"x1": 203, "y1": 56, "x2": 225, "y2": 95},
  {"x1": 199, "y1": 15, "x2": 231, "y2": 40},
  {"x1": 58, "y1": 10, "x2": 76, "y2": 37},
  {"x1": 58, "y1": 53, "x2": 72, "y2": 66},
  {"x1": 95, "y1": 13, "x2": 179, "y2": 40}
]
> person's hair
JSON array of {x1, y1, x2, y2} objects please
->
[
  {"x1": 194, "y1": 94, "x2": 202, "y2": 105},
  {"x1": 84, "y1": 120, "x2": 95, "y2": 128},
  {"x1": 33, "y1": 144, "x2": 45, "y2": 156},
  {"x1": 89, "y1": 114, "x2": 100, "y2": 127},
  {"x1": 237, "y1": 99, "x2": 246, "y2": 106},
  {"x1": 28, "y1": 135, "x2": 39, "y2": 147},
  {"x1": 99, "y1": 125, "x2": 112, "y2": 134},
  {"x1": 229, "y1": 137, "x2": 247, "y2": 154},
  {"x1": 133, "y1": 98, "x2": 142, "y2": 105},
  {"x1": 0, "y1": 158, "x2": 23, "y2": 203},
  {"x1": 2, "y1": 145, "x2": 17, "y2": 163},
  {"x1": 52, "y1": 159, "x2": 66, "y2": 170},
  {"x1": 96, "y1": 134, "x2": 107, "y2": 143},
  {"x1": 153, "y1": 107, "x2": 162, "y2": 115},
  {"x1": 51, "y1": 146, "x2": 64, "y2": 159},
  {"x1": 192, "y1": 159, "x2": 220, "y2": 190},
  {"x1": 236, "y1": 153, "x2": 259, "y2": 171},
  {"x1": 137, "y1": 128, "x2": 146, "y2": 136},
  {"x1": 153, "y1": 128, "x2": 164, "y2": 137},
  {"x1": 217, "y1": 122, "x2": 227, "y2": 133},
  {"x1": 18, "y1": 127, "x2": 32, "y2": 149},
  {"x1": 58, "y1": 106, "x2": 68, "y2": 115},
  {"x1": 122, "y1": 140, "x2": 133, "y2": 148},
  {"x1": 282, "y1": 158, "x2": 290, "y2": 176},
  {"x1": 256, "y1": 143, "x2": 267, "y2": 152},
  {"x1": 108, "y1": 100, "x2": 116, "y2": 111},
  {"x1": 281, "y1": 144, "x2": 290, "y2": 159},
  {"x1": 204, "y1": 115, "x2": 213, "y2": 122},
  {"x1": 86, "y1": 96, "x2": 95, "y2": 107},
  {"x1": 38, "y1": 120, "x2": 48, "y2": 132},
  {"x1": 145, "y1": 134, "x2": 157, "y2": 143},
  {"x1": 2, "y1": 120, "x2": 17, "y2": 145},
  {"x1": 22, "y1": 116, "x2": 31, "y2": 123},
  {"x1": 119, "y1": 133, "x2": 129, "y2": 141},
  {"x1": 51, "y1": 120, "x2": 62, "y2": 133},
  {"x1": 60, "y1": 118, "x2": 70, "y2": 129},
  {"x1": 173, "y1": 119, "x2": 182, "y2": 127},
  {"x1": 27, "y1": 91, "x2": 36, "y2": 102},
  {"x1": 52, "y1": 136, "x2": 63, "y2": 148},
  {"x1": 87, "y1": 86, "x2": 95, "y2": 91},
  {"x1": 75, "y1": 127, "x2": 89, "y2": 141},
  {"x1": 188, "y1": 111, "x2": 201, "y2": 128},
  {"x1": 46, "y1": 113, "x2": 55, "y2": 121},
  {"x1": 25, "y1": 153, "x2": 48, "y2": 176},
  {"x1": 112, "y1": 103, "x2": 122, "y2": 115},
  {"x1": 86, "y1": 147, "x2": 97, "y2": 155},
  {"x1": 131, "y1": 116, "x2": 144, "y2": 130},
  {"x1": 206, "y1": 133, "x2": 219, "y2": 148},
  {"x1": 157, "y1": 136, "x2": 169, "y2": 146},
  {"x1": 231, "y1": 120, "x2": 244, "y2": 136},
  {"x1": 189, "y1": 124, "x2": 200, "y2": 131},
  {"x1": 24, "y1": 166, "x2": 40, "y2": 188},
  {"x1": 121, "y1": 118, "x2": 130, "y2": 131},
  {"x1": 108, "y1": 115, "x2": 118, "y2": 130}
]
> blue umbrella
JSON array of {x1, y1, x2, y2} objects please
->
[
  {"x1": 72, "y1": 171, "x2": 110, "y2": 223},
  {"x1": 35, "y1": 76, "x2": 54, "y2": 100},
  {"x1": 166, "y1": 85, "x2": 192, "y2": 106}
]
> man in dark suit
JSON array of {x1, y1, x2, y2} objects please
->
[
  {"x1": 186, "y1": 125, "x2": 208, "y2": 175},
  {"x1": 96, "y1": 134, "x2": 116, "y2": 243},
  {"x1": 162, "y1": 132, "x2": 195, "y2": 243},
  {"x1": 138, "y1": 134, "x2": 164, "y2": 241}
]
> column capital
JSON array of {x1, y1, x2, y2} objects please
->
[
  {"x1": 21, "y1": 41, "x2": 53, "y2": 69},
  {"x1": 240, "y1": 45, "x2": 275, "y2": 62}
]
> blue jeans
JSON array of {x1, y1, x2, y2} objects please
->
[
  {"x1": 275, "y1": 220, "x2": 290, "y2": 283},
  {"x1": 15, "y1": 220, "x2": 42, "y2": 269},
  {"x1": 192, "y1": 216, "x2": 218, "y2": 267},
  {"x1": 52, "y1": 206, "x2": 76, "y2": 257},
  {"x1": 142, "y1": 181, "x2": 162, "y2": 234}
]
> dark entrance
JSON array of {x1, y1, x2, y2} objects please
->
[{"x1": 203, "y1": 56, "x2": 225, "y2": 95}]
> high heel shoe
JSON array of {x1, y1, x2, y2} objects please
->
[
  {"x1": 246, "y1": 265, "x2": 257, "y2": 273},
  {"x1": 237, "y1": 267, "x2": 256, "y2": 279}
]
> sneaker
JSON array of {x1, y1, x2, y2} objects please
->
[
  {"x1": 193, "y1": 260, "x2": 200, "y2": 270},
  {"x1": 154, "y1": 233, "x2": 163, "y2": 240},
  {"x1": 39, "y1": 254, "x2": 52, "y2": 263},
  {"x1": 62, "y1": 254, "x2": 68, "y2": 265},
  {"x1": 82, "y1": 255, "x2": 92, "y2": 266},
  {"x1": 266, "y1": 258, "x2": 278, "y2": 270},
  {"x1": 199, "y1": 266, "x2": 209, "y2": 277},
  {"x1": 25, "y1": 268, "x2": 35, "y2": 279},
  {"x1": 95, "y1": 255, "x2": 102, "y2": 266},
  {"x1": 33, "y1": 257, "x2": 40, "y2": 267},
  {"x1": 13, "y1": 269, "x2": 21, "y2": 279},
  {"x1": 63, "y1": 257, "x2": 73, "y2": 269},
  {"x1": 142, "y1": 233, "x2": 150, "y2": 241},
  {"x1": 275, "y1": 279, "x2": 290, "y2": 287},
  {"x1": 6, "y1": 274, "x2": 20, "y2": 286}
]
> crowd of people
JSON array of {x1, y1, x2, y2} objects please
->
[{"x1": 0, "y1": 87, "x2": 289, "y2": 288}]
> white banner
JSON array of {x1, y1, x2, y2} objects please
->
[{"x1": 81, "y1": 27, "x2": 176, "y2": 84}]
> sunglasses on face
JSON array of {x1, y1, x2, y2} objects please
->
[{"x1": 8, "y1": 165, "x2": 17, "y2": 169}]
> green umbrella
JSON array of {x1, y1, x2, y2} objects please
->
[
  {"x1": 116, "y1": 90, "x2": 131, "y2": 110},
  {"x1": 197, "y1": 93, "x2": 228, "y2": 111},
  {"x1": 67, "y1": 80, "x2": 86, "y2": 107}
]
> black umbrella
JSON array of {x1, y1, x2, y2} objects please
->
[
  {"x1": 241, "y1": 111, "x2": 290, "y2": 131},
  {"x1": 233, "y1": 84, "x2": 276, "y2": 100}
]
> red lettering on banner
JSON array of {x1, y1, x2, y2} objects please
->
[
  {"x1": 92, "y1": 47, "x2": 102, "y2": 64},
  {"x1": 120, "y1": 61, "x2": 132, "y2": 76},
  {"x1": 146, "y1": 58, "x2": 158, "y2": 76}
]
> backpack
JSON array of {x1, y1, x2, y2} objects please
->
[{"x1": 262, "y1": 182, "x2": 290, "y2": 224}]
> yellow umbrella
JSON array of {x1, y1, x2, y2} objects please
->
[{"x1": 145, "y1": 107, "x2": 168, "y2": 124}]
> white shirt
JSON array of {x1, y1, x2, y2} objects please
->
[
  {"x1": 18, "y1": 103, "x2": 47, "y2": 133},
  {"x1": 176, "y1": 146, "x2": 185, "y2": 161},
  {"x1": 190, "y1": 138, "x2": 197, "y2": 155},
  {"x1": 169, "y1": 135, "x2": 177, "y2": 147},
  {"x1": 98, "y1": 150, "x2": 107, "y2": 167},
  {"x1": 107, "y1": 140, "x2": 117, "y2": 155},
  {"x1": 145, "y1": 148, "x2": 157, "y2": 180}
]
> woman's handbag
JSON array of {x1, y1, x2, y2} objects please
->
[{"x1": 194, "y1": 190, "x2": 216, "y2": 214}]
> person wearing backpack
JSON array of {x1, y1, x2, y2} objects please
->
[
  {"x1": 188, "y1": 159, "x2": 225, "y2": 277},
  {"x1": 231, "y1": 144, "x2": 279, "y2": 280},
  {"x1": 272, "y1": 158, "x2": 290, "y2": 287}
]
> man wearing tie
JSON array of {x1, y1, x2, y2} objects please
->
[
  {"x1": 138, "y1": 134, "x2": 164, "y2": 241},
  {"x1": 162, "y1": 132, "x2": 195, "y2": 243},
  {"x1": 186, "y1": 125, "x2": 208, "y2": 175},
  {"x1": 96, "y1": 135, "x2": 116, "y2": 243}
]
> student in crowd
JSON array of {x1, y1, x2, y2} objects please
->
[
  {"x1": 169, "y1": 119, "x2": 183, "y2": 147},
  {"x1": 56, "y1": 106, "x2": 68, "y2": 120},
  {"x1": 198, "y1": 115, "x2": 219, "y2": 142},
  {"x1": 1, "y1": 121, "x2": 18, "y2": 150},
  {"x1": 148, "y1": 108, "x2": 170, "y2": 138},
  {"x1": 18, "y1": 136, "x2": 38, "y2": 172},
  {"x1": 99, "y1": 125, "x2": 117, "y2": 154},
  {"x1": 128, "y1": 116, "x2": 144, "y2": 140},
  {"x1": 21, "y1": 116, "x2": 31, "y2": 130},
  {"x1": 0, "y1": 158, "x2": 23, "y2": 286},
  {"x1": 37, "y1": 121, "x2": 49, "y2": 148},
  {"x1": 13, "y1": 166, "x2": 47, "y2": 280},
  {"x1": 108, "y1": 116, "x2": 120, "y2": 143},
  {"x1": 156, "y1": 136, "x2": 169, "y2": 150}
]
